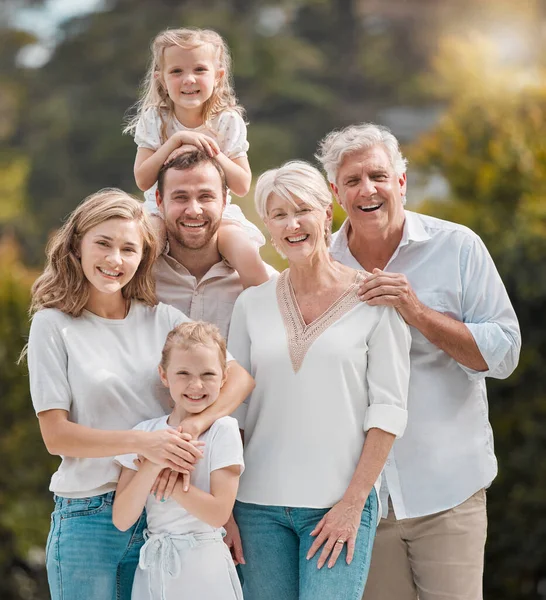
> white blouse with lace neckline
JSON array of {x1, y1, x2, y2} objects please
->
[{"x1": 276, "y1": 269, "x2": 366, "y2": 373}]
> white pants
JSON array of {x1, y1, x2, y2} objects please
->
[{"x1": 131, "y1": 530, "x2": 242, "y2": 600}]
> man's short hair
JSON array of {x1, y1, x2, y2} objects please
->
[
  {"x1": 316, "y1": 123, "x2": 408, "y2": 184},
  {"x1": 157, "y1": 150, "x2": 228, "y2": 197}
]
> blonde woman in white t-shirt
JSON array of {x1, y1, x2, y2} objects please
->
[
  {"x1": 113, "y1": 321, "x2": 244, "y2": 600},
  {"x1": 25, "y1": 189, "x2": 253, "y2": 600},
  {"x1": 226, "y1": 161, "x2": 411, "y2": 600}
]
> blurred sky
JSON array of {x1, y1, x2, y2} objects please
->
[{"x1": 12, "y1": 0, "x2": 104, "y2": 66}]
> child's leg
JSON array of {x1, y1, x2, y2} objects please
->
[
  {"x1": 218, "y1": 221, "x2": 269, "y2": 288},
  {"x1": 149, "y1": 213, "x2": 168, "y2": 258}
]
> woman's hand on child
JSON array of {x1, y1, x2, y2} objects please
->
[
  {"x1": 142, "y1": 428, "x2": 205, "y2": 472},
  {"x1": 151, "y1": 467, "x2": 182, "y2": 501},
  {"x1": 173, "y1": 131, "x2": 220, "y2": 158}
]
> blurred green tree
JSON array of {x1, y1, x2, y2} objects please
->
[
  {"x1": 0, "y1": 237, "x2": 53, "y2": 600},
  {"x1": 409, "y1": 33, "x2": 546, "y2": 600}
]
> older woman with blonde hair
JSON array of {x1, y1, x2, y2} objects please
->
[
  {"x1": 226, "y1": 161, "x2": 411, "y2": 599},
  {"x1": 26, "y1": 188, "x2": 253, "y2": 600}
]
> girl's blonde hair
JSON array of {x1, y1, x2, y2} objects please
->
[
  {"x1": 124, "y1": 27, "x2": 244, "y2": 143},
  {"x1": 30, "y1": 188, "x2": 158, "y2": 317},
  {"x1": 160, "y1": 321, "x2": 227, "y2": 374}
]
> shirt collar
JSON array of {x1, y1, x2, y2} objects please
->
[
  {"x1": 162, "y1": 240, "x2": 234, "y2": 279},
  {"x1": 331, "y1": 210, "x2": 430, "y2": 260}
]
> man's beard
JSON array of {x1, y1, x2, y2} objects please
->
[{"x1": 166, "y1": 218, "x2": 221, "y2": 250}]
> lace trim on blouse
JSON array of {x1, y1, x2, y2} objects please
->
[{"x1": 276, "y1": 269, "x2": 365, "y2": 373}]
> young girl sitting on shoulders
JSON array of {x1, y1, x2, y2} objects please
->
[
  {"x1": 113, "y1": 321, "x2": 244, "y2": 600},
  {"x1": 125, "y1": 27, "x2": 268, "y2": 289}
]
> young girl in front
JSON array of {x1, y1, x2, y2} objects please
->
[
  {"x1": 113, "y1": 321, "x2": 244, "y2": 600},
  {"x1": 125, "y1": 27, "x2": 268, "y2": 288}
]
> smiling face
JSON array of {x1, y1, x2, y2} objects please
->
[
  {"x1": 160, "y1": 43, "x2": 222, "y2": 120},
  {"x1": 265, "y1": 193, "x2": 332, "y2": 264},
  {"x1": 158, "y1": 162, "x2": 226, "y2": 250},
  {"x1": 159, "y1": 344, "x2": 226, "y2": 415},
  {"x1": 332, "y1": 145, "x2": 407, "y2": 237},
  {"x1": 79, "y1": 218, "x2": 143, "y2": 298}
]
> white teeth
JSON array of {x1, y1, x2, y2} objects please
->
[
  {"x1": 359, "y1": 204, "x2": 382, "y2": 212},
  {"x1": 98, "y1": 267, "x2": 122, "y2": 277},
  {"x1": 186, "y1": 394, "x2": 205, "y2": 400},
  {"x1": 182, "y1": 222, "x2": 205, "y2": 228},
  {"x1": 287, "y1": 234, "x2": 308, "y2": 243}
]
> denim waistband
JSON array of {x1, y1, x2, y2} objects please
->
[{"x1": 53, "y1": 490, "x2": 116, "y2": 507}]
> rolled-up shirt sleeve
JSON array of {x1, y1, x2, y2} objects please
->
[
  {"x1": 28, "y1": 311, "x2": 72, "y2": 414},
  {"x1": 363, "y1": 306, "x2": 411, "y2": 438},
  {"x1": 460, "y1": 236, "x2": 521, "y2": 381},
  {"x1": 227, "y1": 293, "x2": 252, "y2": 428}
]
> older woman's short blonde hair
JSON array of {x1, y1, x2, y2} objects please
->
[
  {"x1": 316, "y1": 123, "x2": 408, "y2": 185},
  {"x1": 254, "y1": 160, "x2": 332, "y2": 221},
  {"x1": 30, "y1": 188, "x2": 158, "y2": 317}
]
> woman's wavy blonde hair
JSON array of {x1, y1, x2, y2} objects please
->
[
  {"x1": 124, "y1": 27, "x2": 244, "y2": 143},
  {"x1": 30, "y1": 188, "x2": 158, "y2": 317}
]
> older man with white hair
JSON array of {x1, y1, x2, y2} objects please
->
[{"x1": 316, "y1": 123, "x2": 521, "y2": 600}]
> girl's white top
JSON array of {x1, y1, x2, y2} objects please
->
[
  {"x1": 28, "y1": 301, "x2": 190, "y2": 498},
  {"x1": 116, "y1": 415, "x2": 244, "y2": 535},
  {"x1": 227, "y1": 272, "x2": 411, "y2": 509}
]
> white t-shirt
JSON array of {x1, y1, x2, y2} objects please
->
[
  {"x1": 227, "y1": 273, "x2": 411, "y2": 510},
  {"x1": 115, "y1": 416, "x2": 244, "y2": 535},
  {"x1": 28, "y1": 301, "x2": 190, "y2": 498}
]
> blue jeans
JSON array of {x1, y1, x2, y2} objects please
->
[
  {"x1": 46, "y1": 492, "x2": 146, "y2": 600},
  {"x1": 233, "y1": 490, "x2": 378, "y2": 600}
]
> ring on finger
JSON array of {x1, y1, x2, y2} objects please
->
[{"x1": 335, "y1": 539, "x2": 345, "y2": 545}]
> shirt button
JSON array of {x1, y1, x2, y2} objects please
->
[{"x1": 386, "y1": 459, "x2": 391, "y2": 466}]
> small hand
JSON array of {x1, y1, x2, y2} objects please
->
[
  {"x1": 224, "y1": 514, "x2": 245, "y2": 566},
  {"x1": 173, "y1": 131, "x2": 220, "y2": 157},
  {"x1": 151, "y1": 467, "x2": 183, "y2": 502},
  {"x1": 306, "y1": 499, "x2": 362, "y2": 569},
  {"x1": 164, "y1": 144, "x2": 196, "y2": 164},
  {"x1": 358, "y1": 268, "x2": 424, "y2": 326}
]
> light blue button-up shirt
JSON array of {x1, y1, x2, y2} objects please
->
[{"x1": 330, "y1": 210, "x2": 521, "y2": 519}]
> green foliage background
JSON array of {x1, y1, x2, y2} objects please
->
[{"x1": 1, "y1": 0, "x2": 545, "y2": 598}]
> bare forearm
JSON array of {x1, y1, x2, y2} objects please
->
[
  {"x1": 41, "y1": 420, "x2": 146, "y2": 458},
  {"x1": 135, "y1": 139, "x2": 181, "y2": 190},
  {"x1": 409, "y1": 305, "x2": 488, "y2": 371},
  {"x1": 215, "y1": 153, "x2": 251, "y2": 196},
  {"x1": 343, "y1": 428, "x2": 395, "y2": 510},
  {"x1": 113, "y1": 465, "x2": 159, "y2": 531},
  {"x1": 171, "y1": 483, "x2": 232, "y2": 528}
]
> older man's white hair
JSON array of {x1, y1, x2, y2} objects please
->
[
  {"x1": 254, "y1": 160, "x2": 332, "y2": 221},
  {"x1": 316, "y1": 123, "x2": 408, "y2": 184}
]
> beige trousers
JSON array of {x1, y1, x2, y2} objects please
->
[{"x1": 363, "y1": 489, "x2": 487, "y2": 600}]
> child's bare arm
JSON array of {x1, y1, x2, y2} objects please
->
[
  {"x1": 113, "y1": 461, "x2": 162, "y2": 531},
  {"x1": 169, "y1": 465, "x2": 241, "y2": 528},
  {"x1": 135, "y1": 132, "x2": 223, "y2": 191},
  {"x1": 134, "y1": 137, "x2": 184, "y2": 191},
  {"x1": 215, "y1": 155, "x2": 252, "y2": 197},
  {"x1": 218, "y1": 222, "x2": 269, "y2": 288}
]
